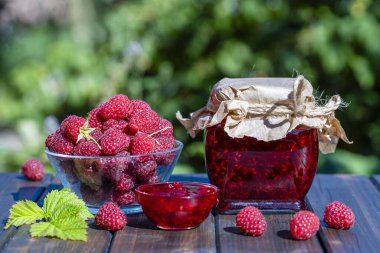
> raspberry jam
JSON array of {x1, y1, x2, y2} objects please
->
[
  {"x1": 135, "y1": 182, "x2": 219, "y2": 230},
  {"x1": 205, "y1": 123, "x2": 318, "y2": 213}
]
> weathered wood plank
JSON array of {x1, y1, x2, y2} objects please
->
[
  {"x1": 370, "y1": 175, "x2": 380, "y2": 191},
  {"x1": 110, "y1": 213, "x2": 216, "y2": 253},
  {"x1": 1, "y1": 177, "x2": 112, "y2": 253},
  {"x1": 307, "y1": 174, "x2": 380, "y2": 253},
  {"x1": 0, "y1": 173, "x2": 55, "y2": 249},
  {"x1": 216, "y1": 214, "x2": 324, "y2": 253},
  {"x1": 1, "y1": 224, "x2": 111, "y2": 253}
]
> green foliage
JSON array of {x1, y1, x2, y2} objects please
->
[
  {"x1": 5, "y1": 188, "x2": 93, "y2": 241},
  {"x1": 0, "y1": 0, "x2": 380, "y2": 174}
]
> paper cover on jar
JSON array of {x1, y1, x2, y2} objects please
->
[{"x1": 176, "y1": 75, "x2": 352, "y2": 154}]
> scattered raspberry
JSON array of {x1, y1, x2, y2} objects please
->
[
  {"x1": 88, "y1": 106, "x2": 103, "y2": 130},
  {"x1": 73, "y1": 141, "x2": 101, "y2": 156},
  {"x1": 114, "y1": 175, "x2": 134, "y2": 192},
  {"x1": 21, "y1": 159, "x2": 45, "y2": 181},
  {"x1": 99, "y1": 94, "x2": 130, "y2": 121},
  {"x1": 100, "y1": 128, "x2": 130, "y2": 156},
  {"x1": 127, "y1": 110, "x2": 160, "y2": 134},
  {"x1": 290, "y1": 211, "x2": 320, "y2": 240},
  {"x1": 236, "y1": 206, "x2": 266, "y2": 236},
  {"x1": 112, "y1": 191, "x2": 136, "y2": 207},
  {"x1": 95, "y1": 202, "x2": 127, "y2": 231},
  {"x1": 130, "y1": 133, "x2": 156, "y2": 155},
  {"x1": 324, "y1": 201, "x2": 355, "y2": 229},
  {"x1": 61, "y1": 115, "x2": 86, "y2": 143},
  {"x1": 102, "y1": 119, "x2": 128, "y2": 132},
  {"x1": 46, "y1": 132, "x2": 74, "y2": 155}
]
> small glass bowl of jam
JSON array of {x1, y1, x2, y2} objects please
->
[{"x1": 135, "y1": 182, "x2": 219, "y2": 230}]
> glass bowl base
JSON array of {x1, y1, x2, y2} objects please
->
[
  {"x1": 87, "y1": 203, "x2": 143, "y2": 215},
  {"x1": 217, "y1": 200, "x2": 306, "y2": 214}
]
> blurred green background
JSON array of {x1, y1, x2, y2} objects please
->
[{"x1": 0, "y1": 0, "x2": 379, "y2": 175}]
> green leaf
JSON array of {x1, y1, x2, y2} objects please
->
[
  {"x1": 43, "y1": 188, "x2": 93, "y2": 220},
  {"x1": 30, "y1": 219, "x2": 88, "y2": 241},
  {"x1": 5, "y1": 200, "x2": 45, "y2": 229}
]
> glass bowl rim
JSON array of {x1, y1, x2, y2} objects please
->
[
  {"x1": 135, "y1": 181, "x2": 220, "y2": 199},
  {"x1": 45, "y1": 139, "x2": 183, "y2": 159}
]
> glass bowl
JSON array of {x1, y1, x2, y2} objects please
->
[
  {"x1": 45, "y1": 140, "x2": 183, "y2": 214},
  {"x1": 135, "y1": 182, "x2": 219, "y2": 230}
]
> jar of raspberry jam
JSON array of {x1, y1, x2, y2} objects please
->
[
  {"x1": 205, "y1": 123, "x2": 319, "y2": 214},
  {"x1": 177, "y1": 76, "x2": 351, "y2": 213}
]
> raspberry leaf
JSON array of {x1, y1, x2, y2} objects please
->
[
  {"x1": 30, "y1": 218, "x2": 87, "y2": 241},
  {"x1": 6, "y1": 188, "x2": 93, "y2": 241},
  {"x1": 43, "y1": 189, "x2": 93, "y2": 220},
  {"x1": 5, "y1": 200, "x2": 45, "y2": 229}
]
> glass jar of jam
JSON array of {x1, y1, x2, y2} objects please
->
[{"x1": 205, "y1": 123, "x2": 319, "y2": 214}]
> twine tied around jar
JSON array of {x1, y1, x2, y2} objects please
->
[{"x1": 176, "y1": 75, "x2": 352, "y2": 154}]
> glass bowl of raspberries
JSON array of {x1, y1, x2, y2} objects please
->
[{"x1": 45, "y1": 94, "x2": 183, "y2": 214}]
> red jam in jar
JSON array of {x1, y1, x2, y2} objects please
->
[
  {"x1": 205, "y1": 123, "x2": 319, "y2": 213},
  {"x1": 135, "y1": 182, "x2": 219, "y2": 230}
]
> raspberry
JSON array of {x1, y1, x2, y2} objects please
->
[
  {"x1": 61, "y1": 115, "x2": 86, "y2": 143},
  {"x1": 45, "y1": 128, "x2": 62, "y2": 148},
  {"x1": 21, "y1": 159, "x2": 45, "y2": 181},
  {"x1": 88, "y1": 106, "x2": 103, "y2": 129},
  {"x1": 126, "y1": 100, "x2": 151, "y2": 118},
  {"x1": 290, "y1": 211, "x2": 320, "y2": 240},
  {"x1": 130, "y1": 159, "x2": 157, "y2": 182},
  {"x1": 95, "y1": 152, "x2": 131, "y2": 182},
  {"x1": 100, "y1": 128, "x2": 130, "y2": 156},
  {"x1": 127, "y1": 110, "x2": 160, "y2": 134},
  {"x1": 324, "y1": 201, "x2": 355, "y2": 229},
  {"x1": 154, "y1": 136, "x2": 175, "y2": 165},
  {"x1": 73, "y1": 141, "x2": 101, "y2": 156},
  {"x1": 99, "y1": 94, "x2": 130, "y2": 120},
  {"x1": 114, "y1": 175, "x2": 134, "y2": 192},
  {"x1": 89, "y1": 129, "x2": 103, "y2": 142},
  {"x1": 102, "y1": 119, "x2": 128, "y2": 132},
  {"x1": 147, "y1": 173, "x2": 160, "y2": 184},
  {"x1": 153, "y1": 118, "x2": 173, "y2": 138},
  {"x1": 112, "y1": 191, "x2": 136, "y2": 207},
  {"x1": 130, "y1": 133, "x2": 156, "y2": 155},
  {"x1": 95, "y1": 202, "x2": 127, "y2": 231},
  {"x1": 46, "y1": 132, "x2": 74, "y2": 155},
  {"x1": 236, "y1": 206, "x2": 266, "y2": 236},
  {"x1": 80, "y1": 183, "x2": 110, "y2": 205},
  {"x1": 73, "y1": 162, "x2": 102, "y2": 191}
]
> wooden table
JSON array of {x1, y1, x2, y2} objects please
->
[{"x1": 0, "y1": 173, "x2": 379, "y2": 253}]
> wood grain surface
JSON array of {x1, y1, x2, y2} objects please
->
[
  {"x1": 307, "y1": 175, "x2": 380, "y2": 253},
  {"x1": 0, "y1": 173, "x2": 54, "y2": 249},
  {"x1": 110, "y1": 213, "x2": 216, "y2": 253},
  {"x1": 216, "y1": 213, "x2": 324, "y2": 253},
  {"x1": 1, "y1": 173, "x2": 380, "y2": 253}
]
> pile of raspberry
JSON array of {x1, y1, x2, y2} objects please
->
[{"x1": 45, "y1": 94, "x2": 176, "y2": 207}]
